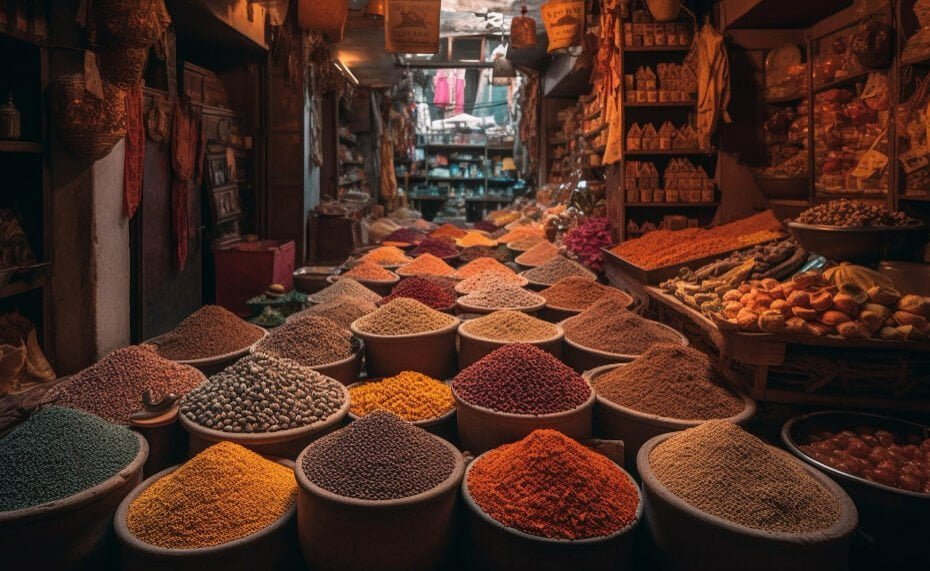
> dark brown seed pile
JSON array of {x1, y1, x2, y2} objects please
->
[
  {"x1": 48, "y1": 345, "x2": 205, "y2": 425},
  {"x1": 291, "y1": 296, "x2": 377, "y2": 329},
  {"x1": 564, "y1": 297, "x2": 681, "y2": 355},
  {"x1": 309, "y1": 278, "x2": 381, "y2": 305},
  {"x1": 254, "y1": 315, "x2": 354, "y2": 367},
  {"x1": 541, "y1": 277, "x2": 633, "y2": 311},
  {"x1": 153, "y1": 305, "x2": 264, "y2": 360},
  {"x1": 524, "y1": 256, "x2": 596, "y2": 285},
  {"x1": 301, "y1": 410, "x2": 455, "y2": 500},
  {"x1": 459, "y1": 245, "x2": 510, "y2": 263},
  {"x1": 458, "y1": 284, "x2": 545, "y2": 310},
  {"x1": 594, "y1": 344, "x2": 744, "y2": 420},
  {"x1": 796, "y1": 199, "x2": 910, "y2": 228},
  {"x1": 180, "y1": 353, "x2": 344, "y2": 433}
]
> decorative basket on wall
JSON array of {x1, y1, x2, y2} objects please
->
[
  {"x1": 92, "y1": 0, "x2": 168, "y2": 49},
  {"x1": 98, "y1": 45, "x2": 150, "y2": 90},
  {"x1": 298, "y1": 0, "x2": 349, "y2": 43},
  {"x1": 52, "y1": 74, "x2": 127, "y2": 161}
]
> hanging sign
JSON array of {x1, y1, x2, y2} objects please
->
[
  {"x1": 541, "y1": 0, "x2": 585, "y2": 54},
  {"x1": 385, "y1": 0, "x2": 441, "y2": 54}
]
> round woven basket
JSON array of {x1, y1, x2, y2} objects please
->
[{"x1": 52, "y1": 74, "x2": 127, "y2": 161}]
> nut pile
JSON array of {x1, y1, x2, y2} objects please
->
[
  {"x1": 0, "y1": 407, "x2": 140, "y2": 511},
  {"x1": 301, "y1": 410, "x2": 456, "y2": 500},
  {"x1": 291, "y1": 296, "x2": 376, "y2": 329},
  {"x1": 459, "y1": 310, "x2": 559, "y2": 343},
  {"x1": 594, "y1": 344, "x2": 744, "y2": 420},
  {"x1": 458, "y1": 283, "x2": 545, "y2": 310},
  {"x1": 353, "y1": 298, "x2": 457, "y2": 336},
  {"x1": 349, "y1": 371, "x2": 454, "y2": 421},
  {"x1": 650, "y1": 421, "x2": 841, "y2": 533},
  {"x1": 564, "y1": 297, "x2": 682, "y2": 354},
  {"x1": 254, "y1": 315, "x2": 354, "y2": 367},
  {"x1": 455, "y1": 270, "x2": 528, "y2": 294},
  {"x1": 396, "y1": 253, "x2": 457, "y2": 278},
  {"x1": 523, "y1": 256, "x2": 596, "y2": 285},
  {"x1": 796, "y1": 199, "x2": 910, "y2": 228},
  {"x1": 453, "y1": 344, "x2": 591, "y2": 415},
  {"x1": 541, "y1": 277, "x2": 633, "y2": 310},
  {"x1": 380, "y1": 277, "x2": 456, "y2": 310},
  {"x1": 180, "y1": 353, "x2": 345, "y2": 433},
  {"x1": 48, "y1": 345, "x2": 205, "y2": 425},
  {"x1": 153, "y1": 305, "x2": 263, "y2": 361},
  {"x1": 309, "y1": 278, "x2": 381, "y2": 305}
]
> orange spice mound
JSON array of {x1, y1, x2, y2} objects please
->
[
  {"x1": 499, "y1": 226, "x2": 544, "y2": 244},
  {"x1": 395, "y1": 254, "x2": 457, "y2": 278},
  {"x1": 508, "y1": 236, "x2": 546, "y2": 251},
  {"x1": 609, "y1": 211, "x2": 785, "y2": 270},
  {"x1": 455, "y1": 257, "x2": 516, "y2": 280},
  {"x1": 360, "y1": 246, "x2": 413, "y2": 267},
  {"x1": 456, "y1": 231, "x2": 498, "y2": 248},
  {"x1": 516, "y1": 241, "x2": 559, "y2": 267},
  {"x1": 430, "y1": 223, "x2": 468, "y2": 240},
  {"x1": 342, "y1": 262, "x2": 397, "y2": 281}
]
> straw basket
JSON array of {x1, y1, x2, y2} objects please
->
[
  {"x1": 52, "y1": 74, "x2": 127, "y2": 161},
  {"x1": 298, "y1": 0, "x2": 349, "y2": 42}
]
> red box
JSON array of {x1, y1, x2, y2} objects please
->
[{"x1": 214, "y1": 240, "x2": 296, "y2": 316}]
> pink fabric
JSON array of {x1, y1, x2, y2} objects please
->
[
  {"x1": 433, "y1": 71, "x2": 450, "y2": 108},
  {"x1": 454, "y1": 74, "x2": 465, "y2": 114}
]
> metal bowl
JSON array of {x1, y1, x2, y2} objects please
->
[
  {"x1": 782, "y1": 410, "x2": 930, "y2": 522},
  {"x1": 786, "y1": 220, "x2": 929, "y2": 264}
]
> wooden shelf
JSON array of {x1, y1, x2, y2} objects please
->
[
  {"x1": 624, "y1": 202, "x2": 719, "y2": 208},
  {"x1": 0, "y1": 275, "x2": 46, "y2": 301},
  {"x1": 0, "y1": 140, "x2": 42, "y2": 154},
  {"x1": 338, "y1": 177, "x2": 367, "y2": 186},
  {"x1": 424, "y1": 143, "x2": 486, "y2": 150},
  {"x1": 409, "y1": 195, "x2": 446, "y2": 201},
  {"x1": 765, "y1": 94, "x2": 806, "y2": 104},
  {"x1": 814, "y1": 191, "x2": 888, "y2": 200},
  {"x1": 812, "y1": 70, "x2": 875, "y2": 94},
  {"x1": 625, "y1": 149, "x2": 715, "y2": 157},
  {"x1": 339, "y1": 135, "x2": 357, "y2": 145},
  {"x1": 625, "y1": 101, "x2": 695, "y2": 108},
  {"x1": 624, "y1": 45, "x2": 690, "y2": 53}
]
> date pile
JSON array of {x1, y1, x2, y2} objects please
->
[
  {"x1": 796, "y1": 200, "x2": 910, "y2": 228},
  {"x1": 708, "y1": 265, "x2": 930, "y2": 341}
]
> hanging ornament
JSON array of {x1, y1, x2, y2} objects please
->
[
  {"x1": 492, "y1": 51, "x2": 517, "y2": 86},
  {"x1": 511, "y1": 5, "x2": 538, "y2": 49}
]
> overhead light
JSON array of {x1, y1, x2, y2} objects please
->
[
  {"x1": 365, "y1": 0, "x2": 385, "y2": 19},
  {"x1": 491, "y1": 44, "x2": 516, "y2": 86},
  {"x1": 334, "y1": 59, "x2": 360, "y2": 86}
]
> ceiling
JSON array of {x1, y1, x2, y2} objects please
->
[{"x1": 723, "y1": 0, "x2": 853, "y2": 29}]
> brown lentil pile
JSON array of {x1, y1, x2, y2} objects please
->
[
  {"x1": 460, "y1": 245, "x2": 511, "y2": 263},
  {"x1": 308, "y1": 278, "x2": 381, "y2": 305},
  {"x1": 456, "y1": 270, "x2": 528, "y2": 294},
  {"x1": 254, "y1": 315, "x2": 354, "y2": 367},
  {"x1": 153, "y1": 305, "x2": 264, "y2": 361},
  {"x1": 454, "y1": 257, "x2": 516, "y2": 280},
  {"x1": 458, "y1": 284, "x2": 545, "y2": 310},
  {"x1": 395, "y1": 253, "x2": 457, "y2": 278},
  {"x1": 541, "y1": 277, "x2": 633, "y2": 310},
  {"x1": 564, "y1": 297, "x2": 681, "y2": 354},
  {"x1": 301, "y1": 410, "x2": 456, "y2": 500},
  {"x1": 352, "y1": 298, "x2": 457, "y2": 336},
  {"x1": 459, "y1": 310, "x2": 559, "y2": 342},
  {"x1": 523, "y1": 256, "x2": 595, "y2": 285},
  {"x1": 649, "y1": 421, "x2": 842, "y2": 533},
  {"x1": 180, "y1": 353, "x2": 345, "y2": 433},
  {"x1": 291, "y1": 296, "x2": 376, "y2": 329},
  {"x1": 515, "y1": 241, "x2": 559, "y2": 267},
  {"x1": 594, "y1": 344, "x2": 744, "y2": 420},
  {"x1": 341, "y1": 262, "x2": 398, "y2": 282},
  {"x1": 48, "y1": 345, "x2": 205, "y2": 425},
  {"x1": 349, "y1": 371, "x2": 454, "y2": 421}
]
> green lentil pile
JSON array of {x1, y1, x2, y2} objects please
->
[
  {"x1": 308, "y1": 278, "x2": 381, "y2": 305},
  {"x1": 0, "y1": 407, "x2": 140, "y2": 511},
  {"x1": 458, "y1": 284, "x2": 545, "y2": 310},
  {"x1": 180, "y1": 353, "x2": 345, "y2": 433},
  {"x1": 459, "y1": 310, "x2": 559, "y2": 342},
  {"x1": 352, "y1": 298, "x2": 457, "y2": 336},
  {"x1": 254, "y1": 315, "x2": 354, "y2": 367},
  {"x1": 301, "y1": 410, "x2": 455, "y2": 500},
  {"x1": 291, "y1": 296, "x2": 377, "y2": 329}
]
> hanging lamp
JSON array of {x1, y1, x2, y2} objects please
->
[
  {"x1": 510, "y1": 5, "x2": 537, "y2": 49},
  {"x1": 365, "y1": 0, "x2": 385, "y2": 19},
  {"x1": 492, "y1": 54, "x2": 517, "y2": 85}
]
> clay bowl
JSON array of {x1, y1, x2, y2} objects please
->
[
  {"x1": 455, "y1": 296, "x2": 547, "y2": 316},
  {"x1": 350, "y1": 318, "x2": 460, "y2": 380},
  {"x1": 346, "y1": 379, "x2": 457, "y2": 442},
  {"x1": 145, "y1": 326, "x2": 268, "y2": 376},
  {"x1": 560, "y1": 315, "x2": 688, "y2": 373},
  {"x1": 456, "y1": 320, "x2": 564, "y2": 370},
  {"x1": 114, "y1": 458, "x2": 300, "y2": 571},
  {"x1": 518, "y1": 268, "x2": 597, "y2": 291},
  {"x1": 251, "y1": 337, "x2": 365, "y2": 386},
  {"x1": 539, "y1": 289, "x2": 635, "y2": 323},
  {"x1": 328, "y1": 273, "x2": 400, "y2": 296}
]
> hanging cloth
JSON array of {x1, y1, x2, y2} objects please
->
[
  {"x1": 433, "y1": 70, "x2": 450, "y2": 108},
  {"x1": 123, "y1": 81, "x2": 145, "y2": 219},
  {"x1": 454, "y1": 70, "x2": 466, "y2": 114},
  {"x1": 170, "y1": 98, "x2": 200, "y2": 270},
  {"x1": 686, "y1": 22, "x2": 731, "y2": 150}
]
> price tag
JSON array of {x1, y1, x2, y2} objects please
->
[
  {"x1": 852, "y1": 150, "x2": 889, "y2": 179},
  {"x1": 900, "y1": 145, "x2": 930, "y2": 174}
]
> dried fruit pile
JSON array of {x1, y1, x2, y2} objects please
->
[{"x1": 796, "y1": 200, "x2": 911, "y2": 228}]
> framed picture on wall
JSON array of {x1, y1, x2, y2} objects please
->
[{"x1": 207, "y1": 154, "x2": 228, "y2": 187}]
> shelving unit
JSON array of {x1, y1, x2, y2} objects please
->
[{"x1": 336, "y1": 123, "x2": 369, "y2": 197}]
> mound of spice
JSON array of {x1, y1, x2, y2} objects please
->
[
  {"x1": 459, "y1": 310, "x2": 559, "y2": 343},
  {"x1": 396, "y1": 253, "x2": 457, "y2": 278},
  {"x1": 254, "y1": 315, "x2": 354, "y2": 367},
  {"x1": 353, "y1": 298, "x2": 457, "y2": 336},
  {"x1": 594, "y1": 344, "x2": 744, "y2": 419},
  {"x1": 180, "y1": 353, "x2": 344, "y2": 433},
  {"x1": 409, "y1": 237, "x2": 459, "y2": 259},
  {"x1": 564, "y1": 298, "x2": 681, "y2": 354},
  {"x1": 381, "y1": 228, "x2": 428, "y2": 245},
  {"x1": 649, "y1": 421, "x2": 842, "y2": 533},
  {"x1": 153, "y1": 305, "x2": 264, "y2": 361},
  {"x1": 472, "y1": 220, "x2": 500, "y2": 232},
  {"x1": 541, "y1": 277, "x2": 633, "y2": 310},
  {"x1": 360, "y1": 246, "x2": 414, "y2": 267},
  {"x1": 0, "y1": 407, "x2": 140, "y2": 512},
  {"x1": 430, "y1": 223, "x2": 468, "y2": 240},
  {"x1": 523, "y1": 256, "x2": 595, "y2": 285},
  {"x1": 48, "y1": 345, "x2": 205, "y2": 425},
  {"x1": 459, "y1": 245, "x2": 510, "y2": 263},
  {"x1": 127, "y1": 442, "x2": 296, "y2": 549},
  {"x1": 341, "y1": 262, "x2": 398, "y2": 282},
  {"x1": 453, "y1": 344, "x2": 591, "y2": 414},
  {"x1": 609, "y1": 210, "x2": 785, "y2": 270},
  {"x1": 796, "y1": 199, "x2": 910, "y2": 228},
  {"x1": 349, "y1": 371, "x2": 453, "y2": 421},
  {"x1": 508, "y1": 235, "x2": 545, "y2": 251},
  {"x1": 380, "y1": 277, "x2": 456, "y2": 310},
  {"x1": 454, "y1": 257, "x2": 515, "y2": 280},
  {"x1": 458, "y1": 284, "x2": 545, "y2": 311},
  {"x1": 291, "y1": 296, "x2": 376, "y2": 329},
  {"x1": 498, "y1": 226, "x2": 544, "y2": 244},
  {"x1": 468, "y1": 430, "x2": 638, "y2": 540},
  {"x1": 515, "y1": 241, "x2": 559, "y2": 267},
  {"x1": 301, "y1": 410, "x2": 456, "y2": 500},
  {"x1": 309, "y1": 278, "x2": 381, "y2": 305},
  {"x1": 456, "y1": 270, "x2": 528, "y2": 294},
  {"x1": 456, "y1": 231, "x2": 498, "y2": 248}
]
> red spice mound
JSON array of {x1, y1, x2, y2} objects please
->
[
  {"x1": 153, "y1": 305, "x2": 263, "y2": 360},
  {"x1": 380, "y1": 277, "x2": 456, "y2": 310},
  {"x1": 468, "y1": 429, "x2": 639, "y2": 540},
  {"x1": 382, "y1": 228, "x2": 427, "y2": 245},
  {"x1": 409, "y1": 238, "x2": 459, "y2": 259},
  {"x1": 341, "y1": 262, "x2": 398, "y2": 282},
  {"x1": 452, "y1": 344, "x2": 591, "y2": 414},
  {"x1": 430, "y1": 223, "x2": 468, "y2": 240}
]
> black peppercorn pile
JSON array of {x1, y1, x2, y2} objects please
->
[
  {"x1": 300, "y1": 410, "x2": 455, "y2": 500},
  {"x1": 796, "y1": 199, "x2": 910, "y2": 228},
  {"x1": 180, "y1": 353, "x2": 344, "y2": 433},
  {"x1": 254, "y1": 315, "x2": 354, "y2": 367}
]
